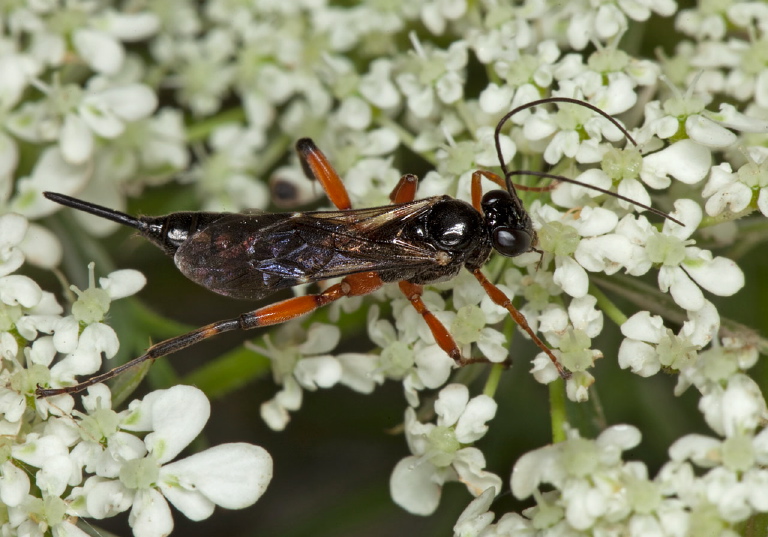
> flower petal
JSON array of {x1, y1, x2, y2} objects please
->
[
  {"x1": 160, "y1": 443, "x2": 272, "y2": 512},
  {"x1": 435, "y1": 384, "x2": 469, "y2": 427},
  {"x1": 641, "y1": 140, "x2": 711, "y2": 185},
  {"x1": 129, "y1": 488, "x2": 174, "y2": 537},
  {"x1": 390, "y1": 456, "x2": 441, "y2": 515},
  {"x1": 455, "y1": 395, "x2": 497, "y2": 443},
  {"x1": 73, "y1": 29, "x2": 125, "y2": 75},
  {"x1": 553, "y1": 256, "x2": 589, "y2": 298},
  {"x1": 686, "y1": 115, "x2": 737, "y2": 148},
  {"x1": 684, "y1": 256, "x2": 744, "y2": 297},
  {"x1": 143, "y1": 385, "x2": 210, "y2": 463}
]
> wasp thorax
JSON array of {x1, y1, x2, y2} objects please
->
[{"x1": 426, "y1": 200, "x2": 484, "y2": 251}]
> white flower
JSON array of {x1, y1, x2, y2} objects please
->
[
  {"x1": 367, "y1": 303, "x2": 454, "y2": 407},
  {"x1": 71, "y1": 385, "x2": 272, "y2": 537},
  {"x1": 511, "y1": 425, "x2": 668, "y2": 532},
  {"x1": 521, "y1": 91, "x2": 627, "y2": 165},
  {"x1": 160, "y1": 29, "x2": 236, "y2": 116},
  {"x1": 185, "y1": 122, "x2": 269, "y2": 212},
  {"x1": 390, "y1": 384, "x2": 500, "y2": 515},
  {"x1": 645, "y1": 94, "x2": 768, "y2": 149},
  {"x1": 10, "y1": 147, "x2": 91, "y2": 219},
  {"x1": 576, "y1": 199, "x2": 744, "y2": 310},
  {"x1": 43, "y1": 263, "x2": 145, "y2": 386},
  {"x1": 703, "y1": 149, "x2": 768, "y2": 219},
  {"x1": 618, "y1": 300, "x2": 719, "y2": 378},
  {"x1": 396, "y1": 33, "x2": 468, "y2": 118},
  {"x1": 253, "y1": 322, "x2": 380, "y2": 431},
  {"x1": 11, "y1": 80, "x2": 158, "y2": 165},
  {"x1": 652, "y1": 200, "x2": 744, "y2": 310},
  {"x1": 675, "y1": 334, "x2": 760, "y2": 395},
  {"x1": 698, "y1": 374, "x2": 767, "y2": 438},
  {"x1": 663, "y1": 376, "x2": 768, "y2": 524},
  {"x1": 420, "y1": 0, "x2": 467, "y2": 35},
  {"x1": 566, "y1": 0, "x2": 675, "y2": 50},
  {"x1": 0, "y1": 213, "x2": 28, "y2": 277},
  {"x1": 722, "y1": 35, "x2": 768, "y2": 107},
  {"x1": 359, "y1": 59, "x2": 402, "y2": 110},
  {"x1": 73, "y1": 9, "x2": 160, "y2": 74}
]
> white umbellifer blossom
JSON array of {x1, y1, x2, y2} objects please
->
[
  {"x1": 66, "y1": 384, "x2": 272, "y2": 537},
  {"x1": 0, "y1": 211, "x2": 272, "y2": 536},
  {"x1": 390, "y1": 384, "x2": 501, "y2": 516},
  {"x1": 3, "y1": 0, "x2": 768, "y2": 534},
  {"x1": 251, "y1": 322, "x2": 381, "y2": 431}
]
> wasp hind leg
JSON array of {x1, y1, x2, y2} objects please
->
[
  {"x1": 36, "y1": 271, "x2": 386, "y2": 397},
  {"x1": 295, "y1": 139, "x2": 353, "y2": 210}
]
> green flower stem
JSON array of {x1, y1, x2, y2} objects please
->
[
  {"x1": 185, "y1": 107, "x2": 246, "y2": 142},
  {"x1": 589, "y1": 283, "x2": 628, "y2": 326},
  {"x1": 483, "y1": 363, "x2": 504, "y2": 398},
  {"x1": 549, "y1": 378, "x2": 568, "y2": 443}
]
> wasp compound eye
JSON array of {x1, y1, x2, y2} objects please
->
[{"x1": 493, "y1": 227, "x2": 532, "y2": 257}]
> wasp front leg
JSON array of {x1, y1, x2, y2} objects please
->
[{"x1": 470, "y1": 269, "x2": 570, "y2": 379}]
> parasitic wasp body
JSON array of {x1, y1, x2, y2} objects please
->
[{"x1": 37, "y1": 98, "x2": 681, "y2": 397}]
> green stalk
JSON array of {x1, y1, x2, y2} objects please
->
[
  {"x1": 483, "y1": 363, "x2": 504, "y2": 398},
  {"x1": 589, "y1": 283, "x2": 628, "y2": 326},
  {"x1": 549, "y1": 378, "x2": 568, "y2": 443}
]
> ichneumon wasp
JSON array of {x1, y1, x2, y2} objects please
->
[{"x1": 36, "y1": 97, "x2": 682, "y2": 398}]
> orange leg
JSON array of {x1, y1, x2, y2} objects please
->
[
  {"x1": 389, "y1": 174, "x2": 418, "y2": 204},
  {"x1": 470, "y1": 268, "x2": 570, "y2": 379},
  {"x1": 391, "y1": 175, "x2": 465, "y2": 362},
  {"x1": 391, "y1": 175, "x2": 470, "y2": 362},
  {"x1": 398, "y1": 281, "x2": 463, "y2": 363},
  {"x1": 36, "y1": 272, "x2": 385, "y2": 397},
  {"x1": 471, "y1": 171, "x2": 485, "y2": 211},
  {"x1": 473, "y1": 169, "x2": 558, "y2": 199},
  {"x1": 295, "y1": 138, "x2": 352, "y2": 210}
]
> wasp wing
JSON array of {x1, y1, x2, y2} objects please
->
[{"x1": 174, "y1": 198, "x2": 450, "y2": 300}]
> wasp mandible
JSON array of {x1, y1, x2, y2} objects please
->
[{"x1": 36, "y1": 98, "x2": 680, "y2": 397}]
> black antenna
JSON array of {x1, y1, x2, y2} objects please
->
[
  {"x1": 493, "y1": 97, "x2": 683, "y2": 226},
  {"x1": 44, "y1": 192, "x2": 148, "y2": 231}
]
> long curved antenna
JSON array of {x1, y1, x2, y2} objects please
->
[
  {"x1": 492, "y1": 97, "x2": 681, "y2": 225},
  {"x1": 505, "y1": 170, "x2": 684, "y2": 226},
  {"x1": 494, "y1": 97, "x2": 636, "y2": 188}
]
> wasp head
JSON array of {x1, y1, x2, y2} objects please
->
[{"x1": 480, "y1": 190, "x2": 535, "y2": 258}]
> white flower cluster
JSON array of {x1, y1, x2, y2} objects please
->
[
  {"x1": 463, "y1": 372, "x2": 768, "y2": 537},
  {"x1": 2, "y1": 0, "x2": 768, "y2": 535},
  {"x1": 0, "y1": 213, "x2": 272, "y2": 536}
]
